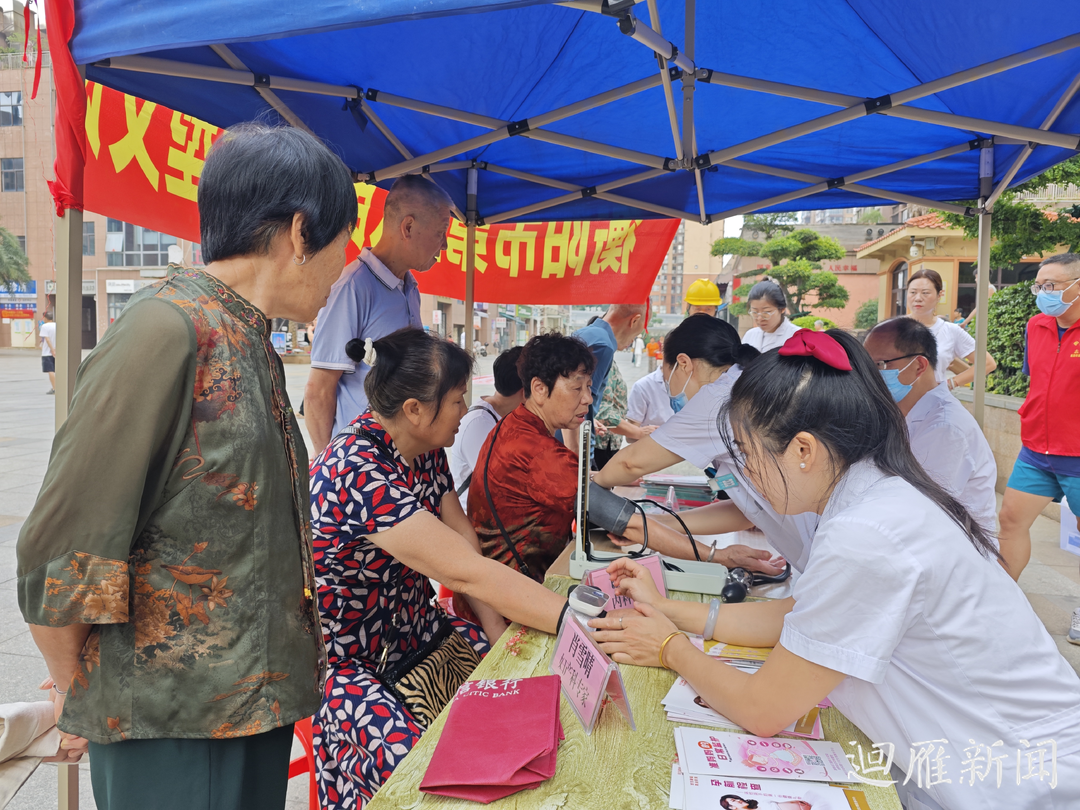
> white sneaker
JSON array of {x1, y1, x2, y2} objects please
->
[{"x1": 1069, "y1": 608, "x2": 1080, "y2": 646}]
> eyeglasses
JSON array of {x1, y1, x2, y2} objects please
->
[
  {"x1": 749, "y1": 308, "x2": 780, "y2": 319},
  {"x1": 1030, "y1": 277, "x2": 1080, "y2": 295},
  {"x1": 873, "y1": 354, "x2": 920, "y2": 371}
]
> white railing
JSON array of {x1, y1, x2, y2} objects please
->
[
  {"x1": 0, "y1": 50, "x2": 50, "y2": 71},
  {"x1": 1016, "y1": 183, "x2": 1080, "y2": 203}
]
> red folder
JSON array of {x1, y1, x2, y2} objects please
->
[{"x1": 420, "y1": 675, "x2": 564, "y2": 803}]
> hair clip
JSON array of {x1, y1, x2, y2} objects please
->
[{"x1": 778, "y1": 330, "x2": 852, "y2": 371}]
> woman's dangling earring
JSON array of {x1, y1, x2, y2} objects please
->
[{"x1": 293, "y1": 254, "x2": 307, "y2": 266}]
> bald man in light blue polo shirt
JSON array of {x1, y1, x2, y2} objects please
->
[{"x1": 304, "y1": 176, "x2": 452, "y2": 452}]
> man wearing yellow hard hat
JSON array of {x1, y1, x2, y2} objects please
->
[{"x1": 684, "y1": 278, "x2": 722, "y2": 317}]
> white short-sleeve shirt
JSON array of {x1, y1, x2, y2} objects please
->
[
  {"x1": 650, "y1": 367, "x2": 818, "y2": 570},
  {"x1": 625, "y1": 368, "x2": 674, "y2": 435},
  {"x1": 781, "y1": 461, "x2": 1080, "y2": 809},
  {"x1": 927, "y1": 316, "x2": 976, "y2": 381},
  {"x1": 906, "y1": 382, "x2": 998, "y2": 534},
  {"x1": 742, "y1": 317, "x2": 802, "y2": 353},
  {"x1": 449, "y1": 401, "x2": 500, "y2": 508},
  {"x1": 39, "y1": 321, "x2": 56, "y2": 357}
]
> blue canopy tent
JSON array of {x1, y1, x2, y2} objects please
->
[{"x1": 46, "y1": 0, "x2": 1080, "y2": 428}]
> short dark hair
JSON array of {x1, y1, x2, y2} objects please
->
[
  {"x1": 517, "y1": 333, "x2": 596, "y2": 398},
  {"x1": 382, "y1": 174, "x2": 452, "y2": 228},
  {"x1": 664, "y1": 313, "x2": 760, "y2": 368},
  {"x1": 721, "y1": 329, "x2": 999, "y2": 561},
  {"x1": 747, "y1": 280, "x2": 787, "y2": 310},
  {"x1": 492, "y1": 346, "x2": 525, "y2": 397},
  {"x1": 349, "y1": 328, "x2": 472, "y2": 421},
  {"x1": 908, "y1": 268, "x2": 944, "y2": 294},
  {"x1": 1039, "y1": 252, "x2": 1080, "y2": 278},
  {"x1": 869, "y1": 317, "x2": 938, "y2": 369},
  {"x1": 198, "y1": 123, "x2": 357, "y2": 263}
]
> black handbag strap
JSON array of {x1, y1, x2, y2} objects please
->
[
  {"x1": 455, "y1": 405, "x2": 498, "y2": 497},
  {"x1": 482, "y1": 418, "x2": 533, "y2": 580}
]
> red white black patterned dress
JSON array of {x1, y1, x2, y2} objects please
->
[{"x1": 309, "y1": 413, "x2": 488, "y2": 808}]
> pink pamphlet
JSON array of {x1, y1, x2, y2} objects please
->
[
  {"x1": 674, "y1": 727, "x2": 856, "y2": 783},
  {"x1": 582, "y1": 553, "x2": 667, "y2": 611},
  {"x1": 549, "y1": 614, "x2": 635, "y2": 734}
]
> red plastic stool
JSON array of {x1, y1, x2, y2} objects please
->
[{"x1": 288, "y1": 716, "x2": 318, "y2": 810}]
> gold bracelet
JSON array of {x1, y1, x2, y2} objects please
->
[{"x1": 659, "y1": 631, "x2": 688, "y2": 670}]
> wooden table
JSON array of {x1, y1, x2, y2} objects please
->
[{"x1": 368, "y1": 575, "x2": 902, "y2": 809}]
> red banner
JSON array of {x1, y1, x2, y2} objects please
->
[{"x1": 82, "y1": 82, "x2": 675, "y2": 305}]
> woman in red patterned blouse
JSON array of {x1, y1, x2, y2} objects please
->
[{"x1": 468, "y1": 333, "x2": 596, "y2": 581}]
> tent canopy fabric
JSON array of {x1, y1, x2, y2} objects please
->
[{"x1": 67, "y1": 0, "x2": 1080, "y2": 226}]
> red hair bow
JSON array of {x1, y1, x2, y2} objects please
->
[{"x1": 778, "y1": 329, "x2": 852, "y2": 371}]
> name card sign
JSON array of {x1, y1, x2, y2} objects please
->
[
  {"x1": 549, "y1": 614, "x2": 635, "y2": 735},
  {"x1": 583, "y1": 553, "x2": 667, "y2": 611}
]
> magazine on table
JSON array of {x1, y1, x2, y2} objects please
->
[
  {"x1": 662, "y1": 678, "x2": 824, "y2": 739},
  {"x1": 673, "y1": 728, "x2": 856, "y2": 784},
  {"x1": 668, "y1": 760, "x2": 870, "y2": 810}
]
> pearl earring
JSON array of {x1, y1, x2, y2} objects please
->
[{"x1": 799, "y1": 462, "x2": 806, "y2": 469}]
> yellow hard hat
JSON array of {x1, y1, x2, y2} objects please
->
[{"x1": 685, "y1": 278, "x2": 721, "y2": 306}]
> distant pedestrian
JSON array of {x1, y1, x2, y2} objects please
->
[
  {"x1": 39, "y1": 312, "x2": 56, "y2": 394},
  {"x1": 632, "y1": 334, "x2": 644, "y2": 366},
  {"x1": 645, "y1": 336, "x2": 660, "y2": 372}
]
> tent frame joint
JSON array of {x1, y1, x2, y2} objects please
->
[
  {"x1": 507, "y1": 119, "x2": 531, "y2": 136},
  {"x1": 864, "y1": 94, "x2": 892, "y2": 114}
]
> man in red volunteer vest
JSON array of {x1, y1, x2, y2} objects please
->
[{"x1": 999, "y1": 254, "x2": 1080, "y2": 639}]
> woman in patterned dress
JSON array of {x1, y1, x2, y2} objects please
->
[
  {"x1": 309, "y1": 328, "x2": 568, "y2": 808},
  {"x1": 593, "y1": 362, "x2": 658, "y2": 469}
]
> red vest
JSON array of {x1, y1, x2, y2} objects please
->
[{"x1": 1018, "y1": 313, "x2": 1080, "y2": 456}]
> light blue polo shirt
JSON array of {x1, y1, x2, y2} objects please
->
[{"x1": 310, "y1": 247, "x2": 422, "y2": 435}]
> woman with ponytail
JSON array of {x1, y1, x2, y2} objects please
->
[
  {"x1": 590, "y1": 329, "x2": 1080, "y2": 810},
  {"x1": 592, "y1": 315, "x2": 795, "y2": 573},
  {"x1": 308, "y1": 328, "x2": 569, "y2": 808}
]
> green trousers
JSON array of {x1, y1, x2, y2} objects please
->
[{"x1": 87, "y1": 724, "x2": 294, "y2": 810}]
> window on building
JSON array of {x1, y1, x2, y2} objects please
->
[
  {"x1": 105, "y1": 219, "x2": 178, "y2": 267},
  {"x1": 1, "y1": 157, "x2": 23, "y2": 191},
  {"x1": 0, "y1": 92, "x2": 22, "y2": 127},
  {"x1": 83, "y1": 222, "x2": 96, "y2": 256},
  {"x1": 16, "y1": 235, "x2": 25, "y2": 253},
  {"x1": 890, "y1": 261, "x2": 908, "y2": 318}
]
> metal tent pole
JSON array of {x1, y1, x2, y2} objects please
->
[
  {"x1": 55, "y1": 207, "x2": 83, "y2": 428},
  {"x1": 465, "y1": 167, "x2": 478, "y2": 404},
  {"x1": 974, "y1": 208, "x2": 992, "y2": 428}
]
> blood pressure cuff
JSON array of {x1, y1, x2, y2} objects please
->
[{"x1": 587, "y1": 482, "x2": 636, "y2": 537}]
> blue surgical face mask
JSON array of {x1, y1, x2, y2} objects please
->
[
  {"x1": 665, "y1": 365, "x2": 691, "y2": 413},
  {"x1": 879, "y1": 357, "x2": 918, "y2": 403},
  {"x1": 1036, "y1": 277, "x2": 1080, "y2": 317}
]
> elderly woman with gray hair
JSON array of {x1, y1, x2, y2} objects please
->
[{"x1": 17, "y1": 122, "x2": 357, "y2": 810}]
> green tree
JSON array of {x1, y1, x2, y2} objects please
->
[
  {"x1": 857, "y1": 209, "x2": 883, "y2": 225},
  {"x1": 0, "y1": 226, "x2": 29, "y2": 288},
  {"x1": 938, "y1": 197, "x2": 1080, "y2": 267},
  {"x1": 854, "y1": 298, "x2": 880, "y2": 330},
  {"x1": 713, "y1": 228, "x2": 849, "y2": 318},
  {"x1": 742, "y1": 213, "x2": 796, "y2": 241},
  {"x1": 979, "y1": 282, "x2": 1040, "y2": 397}
]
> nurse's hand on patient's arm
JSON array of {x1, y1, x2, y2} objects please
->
[
  {"x1": 715, "y1": 546, "x2": 787, "y2": 576},
  {"x1": 591, "y1": 603, "x2": 679, "y2": 667}
]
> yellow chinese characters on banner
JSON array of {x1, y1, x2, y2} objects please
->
[{"x1": 82, "y1": 81, "x2": 676, "y2": 305}]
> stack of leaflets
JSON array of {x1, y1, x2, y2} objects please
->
[
  {"x1": 640, "y1": 473, "x2": 715, "y2": 507},
  {"x1": 707, "y1": 643, "x2": 771, "y2": 673},
  {"x1": 669, "y1": 728, "x2": 868, "y2": 810},
  {"x1": 662, "y1": 677, "x2": 825, "y2": 739}
]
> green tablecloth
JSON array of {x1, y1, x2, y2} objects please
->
[{"x1": 367, "y1": 575, "x2": 902, "y2": 809}]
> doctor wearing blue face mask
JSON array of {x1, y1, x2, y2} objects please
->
[
  {"x1": 864, "y1": 318, "x2": 998, "y2": 537},
  {"x1": 591, "y1": 315, "x2": 791, "y2": 577}
]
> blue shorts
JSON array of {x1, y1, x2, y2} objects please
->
[{"x1": 1007, "y1": 457, "x2": 1080, "y2": 504}]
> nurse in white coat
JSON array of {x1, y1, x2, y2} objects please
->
[
  {"x1": 741, "y1": 280, "x2": 802, "y2": 353},
  {"x1": 906, "y1": 268, "x2": 997, "y2": 387},
  {"x1": 591, "y1": 329, "x2": 1080, "y2": 810},
  {"x1": 593, "y1": 314, "x2": 801, "y2": 574}
]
